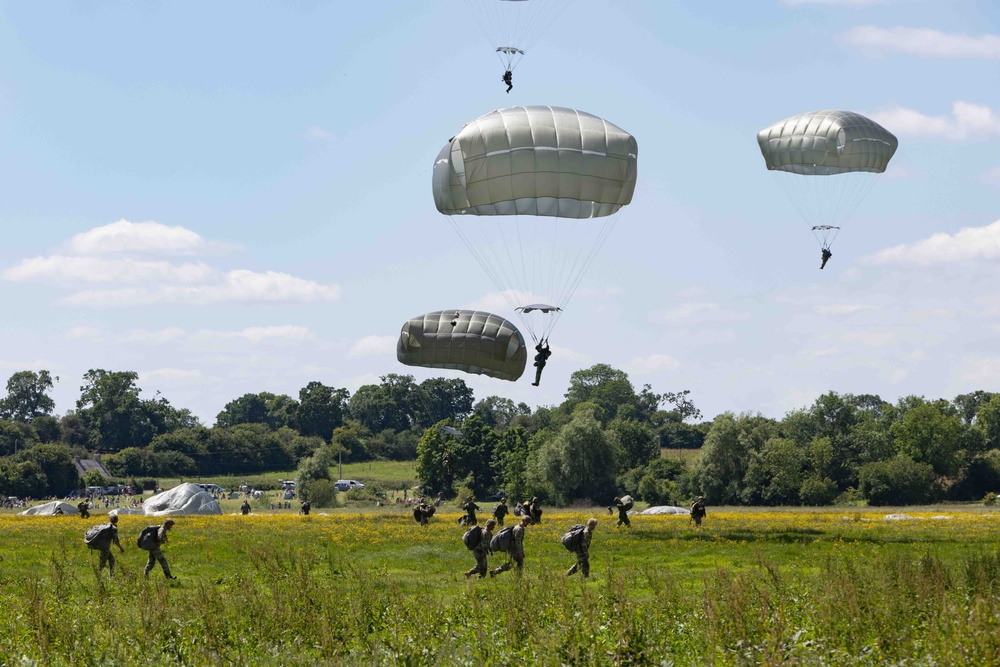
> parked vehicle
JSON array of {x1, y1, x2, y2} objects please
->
[{"x1": 334, "y1": 480, "x2": 365, "y2": 492}]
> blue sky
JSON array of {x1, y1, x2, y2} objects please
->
[{"x1": 1, "y1": 0, "x2": 998, "y2": 424}]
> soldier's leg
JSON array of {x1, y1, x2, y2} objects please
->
[
  {"x1": 566, "y1": 562, "x2": 578, "y2": 576},
  {"x1": 580, "y1": 552, "x2": 590, "y2": 578},
  {"x1": 144, "y1": 552, "x2": 156, "y2": 577},
  {"x1": 99, "y1": 549, "x2": 110, "y2": 572},
  {"x1": 155, "y1": 551, "x2": 173, "y2": 578}
]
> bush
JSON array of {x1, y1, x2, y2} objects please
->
[
  {"x1": 305, "y1": 479, "x2": 336, "y2": 508},
  {"x1": 139, "y1": 478, "x2": 158, "y2": 491},
  {"x1": 83, "y1": 469, "x2": 108, "y2": 488},
  {"x1": 345, "y1": 482, "x2": 386, "y2": 505},
  {"x1": 859, "y1": 456, "x2": 937, "y2": 506},
  {"x1": 799, "y1": 476, "x2": 838, "y2": 506},
  {"x1": 984, "y1": 492, "x2": 997, "y2": 506}
]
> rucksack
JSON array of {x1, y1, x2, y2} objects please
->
[
  {"x1": 561, "y1": 524, "x2": 586, "y2": 551},
  {"x1": 83, "y1": 524, "x2": 113, "y2": 551},
  {"x1": 462, "y1": 525, "x2": 483, "y2": 550},
  {"x1": 490, "y1": 526, "x2": 515, "y2": 552},
  {"x1": 620, "y1": 495, "x2": 634, "y2": 512},
  {"x1": 137, "y1": 525, "x2": 159, "y2": 551}
]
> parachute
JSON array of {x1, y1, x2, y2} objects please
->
[
  {"x1": 397, "y1": 309, "x2": 528, "y2": 382},
  {"x1": 757, "y1": 110, "x2": 897, "y2": 251},
  {"x1": 433, "y1": 106, "x2": 638, "y2": 342},
  {"x1": 464, "y1": 0, "x2": 571, "y2": 71}
]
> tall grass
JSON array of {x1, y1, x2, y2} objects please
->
[{"x1": 1, "y1": 509, "x2": 999, "y2": 665}]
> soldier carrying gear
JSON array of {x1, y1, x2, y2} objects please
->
[
  {"x1": 77, "y1": 500, "x2": 90, "y2": 519},
  {"x1": 690, "y1": 496, "x2": 707, "y2": 526},
  {"x1": 528, "y1": 497, "x2": 543, "y2": 525},
  {"x1": 240, "y1": 499, "x2": 251, "y2": 515},
  {"x1": 461, "y1": 497, "x2": 481, "y2": 526},
  {"x1": 566, "y1": 518, "x2": 598, "y2": 578},
  {"x1": 85, "y1": 513, "x2": 124, "y2": 577},
  {"x1": 610, "y1": 495, "x2": 633, "y2": 527},
  {"x1": 464, "y1": 518, "x2": 497, "y2": 579},
  {"x1": 491, "y1": 514, "x2": 531, "y2": 577},
  {"x1": 492, "y1": 498, "x2": 508, "y2": 526},
  {"x1": 139, "y1": 518, "x2": 177, "y2": 579}
]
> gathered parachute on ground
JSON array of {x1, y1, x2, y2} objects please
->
[
  {"x1": 433, "y1": 105, "x2": 638, "y2": 343},
  {"x1": 757, "y1": 110, "x2": 897, "y2": 256},
  {"x1": 464, "y1": 0, "x2": 571, "y2": 72},
  {"x1": 397, "y1": 309, "x2": 527, "y2": 382}
]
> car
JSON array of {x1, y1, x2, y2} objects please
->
[
  {"x1": 334, "y1": 479, "x2": 365, "y2": 492},
  {"x1": 197, "y1": 484, "x2": 226, "y2": 494}
]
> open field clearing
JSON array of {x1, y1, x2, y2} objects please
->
[{"x1": 2, "y1": 507, "x2": 1000, "y2": 665}]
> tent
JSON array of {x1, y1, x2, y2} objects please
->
[
  {"x1": 20, "y1": 501, "x2": 78, "y2": 516},
  {"x1": 639, "y1": 506, "x2": 690, "y2": 516},
  {"x1": 138, "y1": 483, "x2": 222, "y2": 516}
]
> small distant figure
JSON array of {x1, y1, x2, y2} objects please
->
[
  {"x1": 528, "y1": 496, "x2": 543, "y2": 525},
  {"x1": 502, "y1": 69, "x2": 513, "y2": 93},
  {"x1": 464, "y1": 518, "x2": 497, "y2": 579},
  {"x1": 566, "y1": 518, "x2": 597, "y2": 578},
  {"x1": 413, "y1": 499, "x2": 435, "y2": 527},
  {"x1": 820, "y1": 247, "x2": 832, "y2": 270},
  {"x1": 84, "y1": 513, "x2": 124, "y2": 577},
  {"x1": 240, "y1": 499, "x2": 251, "y2": 515},
  {"x1": 531, "y1": 340, "x2": 551, "y2": 386},
  {"x1": 461, "y1": 497, "x2": 481, "y2": 526},
  {"x1": 690, "y1": 496, "x2": 707, "y2": 527},
  {"x1": 138, "y1": 518, "x2": 177, "y2": 579},
  {"x1": 609, "y1": 495, "x2": 633, "y2": 527},
  {"x1": 77, "y1": 500, "x2": 90, "y2": 519},
  {"x1": 435, "y1": 491, "x2": 445, "y2": 507},
  {"x1": 492, "y1": 497, "x2": 508, "y2": 526},
  {"x1": 491, "y1": 514, "x2": 531, "y2": 577},
  {"x1": 300, "y1": 500, "x2": 311, "y2": 516},
  {"x1": 54, "y1": 507, "x2": 64, "y2": 515}
]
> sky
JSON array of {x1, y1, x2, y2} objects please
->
[{"x1": 0, "y1": 0, "x2": 998, "y2": 426}]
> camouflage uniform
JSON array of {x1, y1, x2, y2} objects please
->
[
  {"x1": 566, "y1": 520, "x2": 597, "y2": 578},
  {"x1": 492, "y1": 500, "x2": 508, "y2": 526},
  {"x1": 491, "y1": 517, "x2": 529, "y2": 576},
  {"x1": 615, "y1": 496, "x2": 632, "y2": 527},
  {"x1": 144, "y1": 522, "x2": 176, "y2": 579},
  {"x1": 690, "y1": 497, "x2": 706, "y2": 526},
  {"x1": 77, "y1": 501, "x2": 90, "y2": 519},
  {"x1": 464, "y1": 521, "x2": 495, "y2": 579},
  {"x1": 528, "y1": 498, "x2": 542, "y2": 525},
  {"x1": 240, "y1": 500, "x2": 251, "y2": 515},
  {"x1": 462, "y1": 500, "x2": 481, "y2": 526},
  {"x1": 96, "y1": 521, "x2": 123, "y2": 576}
]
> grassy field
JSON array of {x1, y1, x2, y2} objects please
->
[
  {"x1": 156, "y1": 460, "x2": 419, "y2": 494},
  {"x1": 2, "y1": 506, "x2": 1000, "y2": 665}
]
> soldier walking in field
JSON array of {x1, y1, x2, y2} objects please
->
[
  {"x1": 528, "y1": 497, "x2": 543, "y2": 524},
  {"x1": 240, "y1": 499, "x2": 251, "y2": 515},
  {"x1": 492, "y1": 497, "x2": 508, "y2": 526},
  {"x1": 77, "y1": 500, "x2": 90, "y2": 518},
  {"x1": 464, "y1": 519, "x2": 496, "y2": 579},
  {"x1": 138, "y1": 518, "x2": 177, "y2": 579},
  {"x1": 610, "y1": 495, "x2": 633, "y2": 527},
  {"x1": 690, "y1": 496, "x2": 707, "y2": 526},
  {"x1": 461, "y1": 497, "x2": 481, "y2": 526},
  {"x1": 491, "y1": 514, "x2": 531, "y2": 577},
  {"x1": 84, "y1": 513, "x2": 124, "y2": 577},
  {"x1": 566, "y1": 518, "x2": 597, "y2": 578}
]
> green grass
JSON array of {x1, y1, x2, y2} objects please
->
[{"x1": 2, "y1": 508, "x2": 1000, "y2": 665}]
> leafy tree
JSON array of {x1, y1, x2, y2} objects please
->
[
  {"x1": 473, "y1": 396, "x2": 530, "y2": 430},
  {"x1": 491, "y1": 425, "x2": 531, "y2": 501},
  {"x1": 83, "y1": 469, "x2": 107, "y2": 488},
  {"x1": 14, "y1": 443, "x2": 80, "y2": 496},
  {"x1": 348, "y1": 375, "x2": 420, "y2": 433},
  {"x1": 366, "y1": 428, "x2": 419, "y2": 461},
  {"x1": 331, "y1": 420, "x2": 372, "y2": 463},
  {"x1": 296, "y1": 382, "x2": 349, "y2": 441},
  {"x1": 607, "y1": 418, "x2": 658, "y2": 473},
  {"x1": 742, "y1": 437, "x2": 805, "y2": 505},
  {"x1": 799, "y1": 475, "x2": 838, "y2": 506},
  {"x1": 0, "y1": 458, "x2": 47, "y2": 498},
  {"x1": 858, "y1": 455, "x2": 937, "y2": 506},
  {"x1": 416, "y1": 378, "x2": 474, "y2": 427},
  {"x1": 0, "y1": 370, "x2": 57, "y2": 422},
  {"x1": 533, "y1": 404, "x2": 617, "y2": 505},
  {"x1": 690, "y1": 412, "x2": 777, "y2": 504},
  {"x1": 951, "y1": 450, "x2": 1000, "y2": 500},
  {"x1": 975, "y1": 394, "x2": 1000, "y2": 451},
  {"x1": 297, "y1": 446, "x2": 334, "y2": 500},
  {"x1": 0, "y1": 419, "x2": 37, "y2": 457},
  {"x1": 215, "y1": 392, "x2": 295, "y2": 430},
  {"x1": 954, "y1": 390, "x2": 994, "y2": 426},
  {"x1": 564, "y1": 364, "x2": 631, "y2": 406},
  {"x1": 451, "y1": 415, "x2": 497, "y2": 498},
  {"x1": 305, "y1": 478, "x2": 336, "y2": 507},
  {"x1": 75, "y1": 370, "x2": 176, "y2": 452},
  {"x1": 416, "y1": 426, "x2": 451, "y2": 495},
  {"x1": 59, "y1": 413, "x2": 89, "y2": 448},
  {"x1": 31, "y1": 415, "x2": 61, "y2": 443},
  {"x1": 891, "y1": 402, "x2": 964, "y2": 477}
]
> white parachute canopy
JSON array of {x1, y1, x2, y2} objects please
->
[
  {"x1": 757, "y1": 109, "x2": 898, "y2": 250},
  {"x1": 20, "y1": 501, "x2": 78, "y2": 515},
  {"x1": 464, "y1": 0, "x2": 572, "y2": 70},
  {"x1": 638, "y1": 505, "x2": 690, "y2": 516},
  {"x1": 434, "y1": 106, "x2": 638, "y2": 342},
  {"x1": 139, "y1": 483, "x2": 222, "y2": 516}
]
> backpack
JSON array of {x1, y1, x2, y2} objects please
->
[
  {"x1": 137, "y1": 525, "x2": 159, "y2": 551},
  {"x1": 490, "y1": 526, "x2": 515, "y2": 552},
  {"x1": 620, "y1": 495, "x2": 634, "y2": 512},
  {"x1": 462, "y1": 525, "x2": 483, "y2": 550},
  {"x1": 561, "y1": 524, "x2": 586, "y2": 551},
  {"x1": 83, "y1": 524, "x2": 113, "y2": 551}
]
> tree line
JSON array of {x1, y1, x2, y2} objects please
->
[{"x1": 1, "y1": 366, "x2": 998, "y2": 507}]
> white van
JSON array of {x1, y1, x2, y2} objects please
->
[{"x1": 334, "y1": 480, "x2": 365, "y2": 492}]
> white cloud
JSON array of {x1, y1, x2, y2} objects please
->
[
  {"x1": 630, "y1": 353, "x2": 681, "y2": 374},
  {"x1": 139, "y1": 368, "x2": 202, "y2": 383},
  {"x1": 979, "y1": 167, "x2": 1000, "y2": 187},
  {"x1": 121, "y1": 327, "x2": 187, "y2": 344},
  {"x1": 960, "y1": 356, "x2": 1000, "y2": 385},
  {"x1": 68, "y1": 219, "x2": 231, "y2": 256},
  {"x1": 841, "y1": 331, "x2": 895, "y2": 346},
  {"x1": 304, "y1": 125, "x2": 331, "y2": 141},
  {"x1": 841, "y1": 26, "x2": 1000, "y2": 59},
  {"x1": 63, "y1": 270, "x2": 340, "y2": 306},
  {"x1": 230, "y1": 326, "x2": 314, "y2": 343},
  {"x1": 871, "y1": 218, "x2": 1000, "y2": 265},
  {"x1": 349, "y1": 335, "x2": 398, "y2": 358},
  {"x1": 801, "y1": 347, "x2": 839, "y2": 360},
  {"x1": 65, "y1": 326, "x2": 102, "y2": 340},
  {"x1": 2, "y1": 256, "x2": 215, "y2": 285},
  {"x1": 815, "y1": 304, "x2": 877, "y2": 315},
  {"x1": 0, "y1": 359, "x2": 64, "y2": 370},
  {"x1": 870, "y1": 102, "x2": 1000, "y2": 141},
  {"x1": 465, "y1": 290, "x2": 539, "y2": 314},
  {"x1": 651, "y1": 302, "x2": 718, "y2": 322}
]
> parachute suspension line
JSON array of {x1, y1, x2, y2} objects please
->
[{"x1": 448, "y1": 218, "x2": 523, "y2": 319}]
